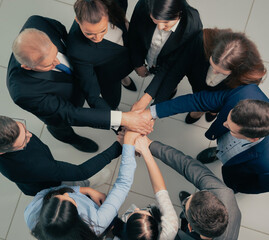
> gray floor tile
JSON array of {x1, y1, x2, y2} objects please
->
[
  {"x1": 6, "y1": 194, "x2": 35, "y2": 240},
  {"x1": 236, "y1": 192, "x2": 269, "y2": 235},
  {"x1": 189, "y1": 0, "x2": 253, "y2": 31},
  {"x1": 0, "y1": 175, "x2": 21, "y2": 239},
  {"x1": 0, "y1": 0, "x2": 74, "y2": 67},
  {"x1": 245, "y1": 0, "x2": 269, "y2": 62},
  {"x1": 238, "y1": 226, "x2": 269, "y2": 240}
]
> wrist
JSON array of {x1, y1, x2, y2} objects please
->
[{"x1": 124, "y1": 132, "x2": 137, "y2": 145}]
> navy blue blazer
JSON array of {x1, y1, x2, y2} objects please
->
[
  {"x1": 155, "y1": 84, "x2": 269, "y2": 193},
  {"x1": 7, "y1": 15, "x2": 111, "y2": 129}
]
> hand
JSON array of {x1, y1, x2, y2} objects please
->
[
  {"x1": 140, "y1": 109, "x2": 153, "y2": 121},
  {"x1": 121, "y1": 111, "x2": 153, "y2": 135},
  {"x1": 131, "y1": 93, "x2": 153, "y2": 112},
  {"x1": 135, "y1": 136, "x2": 152, "y2": 155},
  {"x1": 124, "y1": 131, "x2": 141, "y2": 145},
  {"x1": 135, "y1": 65, "x2": 150, "y2": 78},
  {"x1": 87, "y1": 189, "x2": 107, "y2": 207}
]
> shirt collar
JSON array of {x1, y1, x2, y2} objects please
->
[{"x1": 171, "y1": 19, "x2": 180, "y2": 32}]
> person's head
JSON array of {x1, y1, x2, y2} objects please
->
[
  {"x1": 203, "y1": 28, "x2": 266, "y2": 88},
  {"x1": 32, "y1": 187, "x2": 99, "y2": 240},
  {"x1": 147, "y1": 0, "x2": 187, "y2": 31},
  {"x1": 12, "y1": 28, "x2": 60, "y2": 72},
  {"x1": 74, "y1": 0, "x2": 125, "y2": 43},
  {"x1": 223, "y1": 99, "x2": 269, "y2": 141},
  {"x1": 0, "y1": 116, "x2": 32, "y2": 154},
  {"x1": 125, "y1": 206, "x2": 161, "y2": 240},
  {"x1": 183, "y1": 191, "x2": 228, "y2": 239}
]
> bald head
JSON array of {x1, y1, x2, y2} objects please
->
[{"x1": 12, "y1": 28, "x2": 52, "y2": 68}]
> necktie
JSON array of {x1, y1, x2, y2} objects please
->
[{"x1": 55, "y1": 63, "x2": 72, "y2": 75}]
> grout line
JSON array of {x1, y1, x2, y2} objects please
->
[
  {"x1": 243, "y1": 0, "x2": 255, "y2": 33},
  {"x1": 169, "y1": 116, "x2": 210, "y2": 130},
  {"x1": 0, "y1": 64, "x2": 7, "y2": 69},
  {"x1": 5, "y1": 192, "x2": 22, "y2": 239},
  {"x1": 53, "y1": 0, "x2": 73, "y2": 6},
  {"x1": 38, "y1": 123, "x2": 46, "y2": 139},
  {"x1": 240, "y1": 225, "x2": 269, "y2": 236}
]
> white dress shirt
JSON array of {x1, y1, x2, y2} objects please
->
[{"x1": 146, "y1": 20, "x2": 180, "y2": 67}]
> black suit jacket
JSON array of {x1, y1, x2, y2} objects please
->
[
  {"x1": 7, "y1": 15, "x2": 111, "y2": 129},
  {"x1": 128, "y1": 0, "x2": 203, "y2": 98},
  {"x1": 0, "y1": 134, "x2": 122, "y2": 196},
  {"x1": 66, "y1": 0, "x2": 132, "y2": 109}
]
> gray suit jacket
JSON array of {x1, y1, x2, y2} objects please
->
[{"x1": 149, "y1": 141, "x2": 241, "y2": 240}]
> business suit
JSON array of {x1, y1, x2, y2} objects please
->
[
  {"x1": 66, "y1": 0, "x2": 133, "y2": 110},
  {"x1": 7, "y1": 15, "x2": 111, "y2": 131},
  {"x1": 128, "y1": 0, "x2": 202, "y2": 102},
  {"x1": 154, "y1": 84, "x2": 269, "y2": 193},
  {"x1": 150, "y1": 141, "x2": 241, "y2": 240},
  {"x1": 0, "y1": 134, "x2": 122, "y2": 196}
]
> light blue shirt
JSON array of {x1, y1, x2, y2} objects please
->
[
  {"x1": 217, "y1": 132, "x2": 264, "y2": 165},
  {"x1": 24, "y1": 144, "x2": 136, "y2": 236}
]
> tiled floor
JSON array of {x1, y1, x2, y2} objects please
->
[{"x1": 0, "y1": 0, "x2": 269, "y2": 239}]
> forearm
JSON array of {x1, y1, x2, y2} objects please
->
[
  {"x1": 142, "y1": 149, "x2": 166, "y2": 193},
  {"x1": 149, "y1": 141, "x2": 227, "y2": 190},
  {"x1": 94, "y1": 144, "x2": 136, "y2": 233},
  {"x1": 51, "y1": 142, "x2": 122, "y2": 181},
  {"x1": 132, "y1": 93, "x2": 153, "y2": 111}
]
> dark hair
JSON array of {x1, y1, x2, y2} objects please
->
[
  {"x1": 0, "y1": 116, "x2": 20, "y2": 152},
  {"x1": 203, "y1": 28, "x2": 266, "y2": 88},
  {"x1": 231, "y1": 99, "x2": 269, "y2": 138},
  {"x1": 186, "y1": 191, "x2": 228, "y2": 238},
  {"x1": 32, "y1": 187, "x2": 100, "y2": 240},
  {"x1": 74, "y1": 0, "x2": 125, "y2": 26},
  {"x1": 147, "y1": 0, "x2": 187, "y2": 20},
  {"x1": 125, "y1": 206, "x2": 161, "y2": 240}
]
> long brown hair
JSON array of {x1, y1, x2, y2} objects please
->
[
  {"x1": 74, "y1": 0, "x2": 125, "y2": 26},
  {"x1": 203, "y1": 28, "x2": 266, "y2": 88}
]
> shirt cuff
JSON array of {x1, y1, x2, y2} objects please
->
[
  {"x1": 150, "y1": 105, "x2": 158, "y2": 119},
  {"x1": 111, "y1": 111, "x2": 122, "y2": 128}
]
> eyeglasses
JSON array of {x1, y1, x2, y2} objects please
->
[
  {"x1": 181, "y1": 195, "x2": 191, "y2": 220},
  {"x1": 5, "y1": 118, "x2": 28, "y2": 153}
]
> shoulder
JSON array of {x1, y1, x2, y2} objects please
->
[
  {"x1": 230, "y1": 84, "x2": 268, "y2": 101},
  {"x1": 67, "y1": 21, "x2": 92, "y2": 58},
  {"x1": 22, "y1": 15, "x2": 67, "y2": 38}
]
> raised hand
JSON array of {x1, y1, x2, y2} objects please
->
[
  {"x1": 121, "y1": 111, "x2": 153, "y2": 135},
  {"x1": 135, "y1": 136, "x2": 152, "y2": 155}
]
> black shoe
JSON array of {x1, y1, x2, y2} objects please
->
[
  {"x1": 179, "y1": 191, "x2": 191, "y2": 203},
  {"x1": 169, "y1": 89, "x2": 177, "y2": 100},
  {"x1": 205, "y1": 112, "x2": 217, "y2": 122},
  {"x1": 185, "y1": 112, "x2": 201, "y2": 124},
  {"x1": 122, "y1": 77, "x2": 137, "y2": 91},
  {"x1": 196, "y1": 147, "x2": 218, "y2": 164},
  {"x1": 47, "y1": 126, "x2": 98, "y2": 152}
]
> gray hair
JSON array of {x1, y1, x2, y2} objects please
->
[{"x1": 12, "y1": 28, "x2": 52, "y2": 68}]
